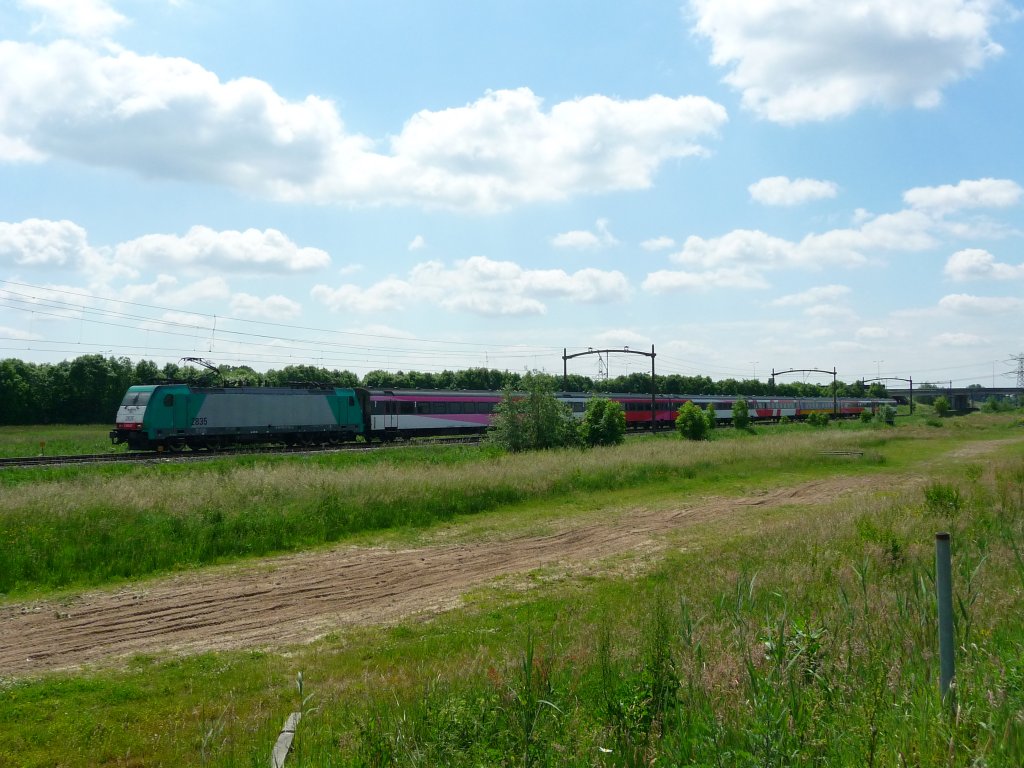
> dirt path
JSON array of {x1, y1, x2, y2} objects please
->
[{"x1": 4, "y1": 438, "x2": 1017, "y2": 677}]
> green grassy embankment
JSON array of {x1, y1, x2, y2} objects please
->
[{"x1": 0, "y1": 413, "x2": 1023, "y2": 766}]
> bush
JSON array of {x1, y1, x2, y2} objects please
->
[
  {"x1": 704, "y1": 403, "x2": 717, "y2": 434},
  {"x1": 489, "y1": 375, "x2": 580, "y2": 452},
  {"x1": 879, "y1": 405, "x2": 896, "y2": 425},
  {"x1": 580, "y1": 398, "x2": 626, "y2": 447},
  {"x1": 732, "y1": 399, "x2": 750, "y2": 430},
  {"x1": 676, "y1": 401, "x2": 709, "y2": 441},
  {"x1": 806, "y1": 412, "x2": 830, "y2": 428},
  {"x1": 933, "y1": 396, "x2": 950, "y2": 417}
]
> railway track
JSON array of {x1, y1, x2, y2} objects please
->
[{"x1": 0, "y1": 436, "x2": 483, "y2": 470}]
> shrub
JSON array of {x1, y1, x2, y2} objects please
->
[
  {"x1": 580, "y1": 398, "x2": 626, "y2": 447},
  {"x1": 704, "y1": 403, "x2": 717, "y2": 434},
  {"x1": 933, "y1": 396, "x2": 950, "y2": 417},
  {"x1": 676, "y1": 401, "x2": 709, "y2": 441},
  {"x1": 732, "y1": 399, "x2": 750, "y2": 430},
  {"x1": 806, "y1": 412, "x2": 830, "y2": 428},
  {"x1": 489, "y1": 375, "x2": 579, "y2": 452}
]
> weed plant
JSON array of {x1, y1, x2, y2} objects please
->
[
  {"x1": 294, "y1": 455, "x2": 1024, "y2": 767},
  {"x1": 0, "y1": 428, "x2": 902, "y2": 594},
  {"x1": 0, "y1": 431, "x2": 1022, "y2": 765}
]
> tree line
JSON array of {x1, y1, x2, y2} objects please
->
[{"x1": 0, "y1": 354, "x2": 887, "y2": 426}]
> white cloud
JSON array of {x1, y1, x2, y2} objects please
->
[
  {"x1": 229, "y1": 293, "x2": 302, "y2": 320},
  {"x1": 690, "y1": 0, "x2": 1007, "y2": 123},
  {"x1": 770, "y1": 284, "x2": 850, "y2": 306},
  {"x1": 805, "y1": 304, "x2": 857, "y2": 321},
  {"x1": 904, "y1": 178, "x2": 1022, "y2": 214},
  {"x1": 19, "y1": 0, "x2": 127, "y2": 40},
  {"x1": 856, "y1": 326, "x2": 891, "y2": 340},
  {"x1": 114, "y1": 226, "x2": 330, "y2": 273},
  {"x1": 552, "y1": 219, "x2": 619, "y2": 249},
  {"x1": 938, "y1": 293, "x2": 1024, "y2": 314},
  {"x1": 121, "y1": 275, "x2": 230, "y2": 307},
  {"x1": 592, "y1": 329, "x2": 651, "y2": 349},
  {"x1": 0, "y1": 40, "x2": 728, "y2": 211},
  {"x1": 642, "y1": 266, "x2": 770, "y2": 293},
  {"x1": 641, "y1": 236, "x2": 675, "y2": 251},
  {"x1": 749, "y1": 176, "x2": 838, "y2": 206},
  {"x1": 944, "y1": 248, "x2": 1024, "y2": 281},
  {"x1": 312, "y1": 255, "x2": 630, "y2": 316},
  {"x1": 311, "y1": 279, "x2": 415, "y2": 314},
  {"x1": 645, "y1": 176, "x2": 1018, "y2": 297},
  {"x1": 0, "y1": 324, "x2": 41, "y2": 341},
  {"x1": 407, "y1": 235, "x2": 426, "y2": 251},
  {"x1": 931, "y1": 332, "x2": 986, "y2": 346},
  {"x1": 668, "y1": 210, "x2": 935, "y2": 275},
  {"x1": 0, "y1": 218, "x2": 92, "y2": 267}
]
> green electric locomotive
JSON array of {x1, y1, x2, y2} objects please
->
[{"x1": 110, "y1": 384, "x2": 371, "y2": 451}]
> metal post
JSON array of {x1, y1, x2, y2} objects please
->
[
  {"x1": 562, "y1": 348, "x2": 567, "y2": 391},
  {"x1": 935, "y1": 532, "x2": 955, "y2": 703},
  {"x1": 832, "y1": 367, "x2": 838, "y2": 417},
  {"x1": 650, "y1": 344, "x2": 656, "y2": 433},
  {"x1": 909, "y1": 376, "x2": 914, "y2": 414}
]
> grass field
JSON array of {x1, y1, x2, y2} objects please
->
[
  {"x1": 0, "y1": 423, "x2": 122, "y2": 458},
  {"x1": 1, "y1": 412, "x2": 1023, "y2": 766}
]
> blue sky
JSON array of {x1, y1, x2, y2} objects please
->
[{"x1": 1, "y1": 0, "x2": 1022, "y2": 387}]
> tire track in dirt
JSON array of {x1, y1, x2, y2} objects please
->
[{"x1": 3, "y1": 440, "x2": 1017, "y2": 677}]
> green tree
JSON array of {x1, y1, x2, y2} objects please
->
[
  {"x1": 579, "y1": 397, "x2": 626, "y2": 447},
  {"x1": 676, "y1": 401, "x2": 709, "y2": 441},
  {"x1": 134, "y1": 359, "x2": 160, "y2": 383},
  {"x1": 732, "y1": 398, "x2": 750, "y2": 430},
  {"x1": 933, "y1": 395, "x2": 951, "y2": 417},
  {"x1": 0, "y1": 358, "x2": 38, "y2": 424},
  {"x1": 704, "y1": 402, "x2": 717, "y2": 434},
  {"x1": 489, "y1": 374, "x2": 579, "y2": 452},
  {"x1": 867, "y1": 382, "x2": 888, "y2": 398}
]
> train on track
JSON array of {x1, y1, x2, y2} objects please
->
[{"x1": 110, "y1": 383, "x2": 896, "y2": 452}]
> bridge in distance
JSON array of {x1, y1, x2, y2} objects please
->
[{"x1": 884, "y1": 386, "x2": 1021, "y2": 411}]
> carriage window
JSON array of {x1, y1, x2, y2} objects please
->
[{"x1": 399, "y1": 401, "x2": 415, "y2": 414}]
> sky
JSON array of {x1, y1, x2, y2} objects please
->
[{"x1": 1, "y1": 0, "x2": 1023, "y2": 388}]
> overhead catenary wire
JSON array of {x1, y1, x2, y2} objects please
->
[{"x1": 1, "y1": 279, "x2": 1017, "y2": 384}]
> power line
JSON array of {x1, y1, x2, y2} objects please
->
[{"x1": 0, "y1": 278, "x2": 562, "y2": 354}]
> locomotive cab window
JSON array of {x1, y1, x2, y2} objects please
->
[
  {"x1": 163, "y1": 394, "x2": 174, "y2": 407},
  {"x1": 120, "y1": 390, "x2": 152, "y2": 407}
]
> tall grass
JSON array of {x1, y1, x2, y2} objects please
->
[
  {"x1": 0, "y1": 429, "x2": 891, "y2": 594},
  {"x1": 0, "y1": 427, "x2": 1021, "y2": 766},
  {"x1": 293, "y1": 455, "x2": 1024, "y2": 767}
]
